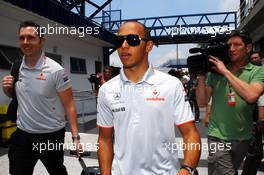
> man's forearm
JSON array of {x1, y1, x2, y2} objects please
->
[
  {"x1": 182, "y1": 130, "x2": 201, "y2": 168},
  {"x1": 224, "y1": 70, "x2": 263, "y2": 104},
  {"x1": 196, "y1": 75, "x2": 209, "y2": 107},
  {"x1": 57, "y1": 88, "x2": 79, "y2": 136},
  {"x1": 65, "y1": 104, "x2": 79, "y2": 136},
  {"x1": 98, "y1": 138, "x2": 113, "y2": 175}
]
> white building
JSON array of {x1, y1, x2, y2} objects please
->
[{"x1": 0, "y1": 0, "x2": 116, "y2": 114}]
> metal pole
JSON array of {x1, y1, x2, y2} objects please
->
[
  {"x1": 176, "y1": 44, "x2": 179, "y2": 66},
  {"x1": 82, "y1": 100, "x2": 85, "y2": 124}
]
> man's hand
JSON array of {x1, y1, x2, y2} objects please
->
[
  {"x1": 2, "y1": 75, "x2": 14, "y2": 97},
  {"x1": 208, "y1": 56, "x2": 229, "y2": 75},
  {"x1": 176, "y1": 168, "x2": 191, "y2": 175},
  {"x1": 72, "y1": 138, "x2": 83, "y2": 157}
]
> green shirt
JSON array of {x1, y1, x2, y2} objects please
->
[{"x1": 207, "y1": 63, "x2": 264, "y2": 140}]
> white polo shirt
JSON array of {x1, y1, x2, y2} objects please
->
[
  {"x1": 97, "y1": 66, "x2": 194, "y2": 175},
  {"x1": 258, "y1": 94, "x2": 264, "y2": 106},
  {"x1": 16, "y1": 53, "x2": 71, "y2": 133}
]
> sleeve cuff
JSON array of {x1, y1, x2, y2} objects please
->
[
  {"x1": 176, "y1": 119, "x2": 195, "y2": 126},
  {"x1": 97, "y1": 124, "x2": 114, "y2": 128}
]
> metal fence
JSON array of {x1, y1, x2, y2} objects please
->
[
  {"x1": 73, "y1": 90, "x2": 97, "y2": 118},
  {"x1": 238, "y1": 0, "x2": 260, "y2": 26}
]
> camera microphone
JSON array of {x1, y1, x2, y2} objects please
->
[{"x1": 189, "y1": 47, "x2": 202, "y2": 54}]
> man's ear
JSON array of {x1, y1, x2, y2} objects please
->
[
  {"x1": 145, "y1": 40, "x2": 153, "y2": 53},
  {"x1": 246, "y1": 43, "x2": 253, "y2": 54}
]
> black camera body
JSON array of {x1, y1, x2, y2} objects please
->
[
  {"x1": 187, "y1": 38, "x2": 230, "y2": 75},
  {"x1": 88, "y1": 74, "x2": 101, "y2": 84}
]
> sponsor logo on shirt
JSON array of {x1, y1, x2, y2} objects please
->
[
  {"x1": 112, "y1": 107, "x2": 125, "y2": 113},
  {"x1": 113, "y1": 92, "x2": 121, "y2": 100},
  {"x1": 146, "y1": 89, "x2": 165, "y2": 101},
  {"x1": 36, "y1": 73, "x2": 46, "y2": 80}
]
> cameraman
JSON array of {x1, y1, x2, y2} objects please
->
[
  {"x1": 196, "y1": 30, "x2": 264, "y2": 175},
  {"x1": 96, "y1": 66, "x2": 113, "y2": 87},
  {"x1": 89, "y1": 66, "x2": 113, "y2": 95}
]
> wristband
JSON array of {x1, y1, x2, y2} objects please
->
[{"x1": 180, "y1": 164, "x2": 195, "y2": 174}]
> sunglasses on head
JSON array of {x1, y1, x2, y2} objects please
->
[{"x1": 116, "y1": 34, "x2": 149, "y2": 48}]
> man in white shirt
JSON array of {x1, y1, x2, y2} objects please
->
[
  {"x1": 2, "y1": 21, "x2": 81, "y2": 175},
  {"x1": 97, "y1": 21, "x2": 201, "y2": 175}
]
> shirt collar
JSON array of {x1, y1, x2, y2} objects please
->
[
  {"x1": 21, "y1": 52, "x2": 45, "y2": 70},
  {"x1": 243, "y1": 62, "x2": 254, "y2": 71},
  {"x1": 120, "y1": 64, "x2": 156, "y2": 85},
  {"x1": 227, "y1": 61, "x2": 254, "y2": 72}
]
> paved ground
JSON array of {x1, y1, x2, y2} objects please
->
[{"x1": 1, "y1": 109, "x2": 264, "y2": 175}]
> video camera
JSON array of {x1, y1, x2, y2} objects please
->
[
  {"x1": 88, "y1": 73, "x2": 101, "y2": 84},
  {"x1": 187, "y1": 36, "x2": 230, "y2": 75}
]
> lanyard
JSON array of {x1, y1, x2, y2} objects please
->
[{"x1": 227, "y1": 69, "x2": 243, "y2": 93}]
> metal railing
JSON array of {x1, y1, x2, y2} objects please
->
[
  {"x1": 73, "y1": 90, "x2": 97, "y2": 123},
  {"x1": 238, "y1": 0, "x2": 260, "y2": 25},
  {"x1": 73, "y1": 90, "x2": 96, "y2": 100},
  {"x1": 102, "y1": 12, "x2": 237, "y2": 37}
]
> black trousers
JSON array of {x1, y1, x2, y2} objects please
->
[
  {"x1": 8, "y1": 128, "x2": 68, "y2": 175},
  {"x1": 242, "y1": 125, "x2": 263, "y2": 175}
]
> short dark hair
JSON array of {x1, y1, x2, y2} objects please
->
[
  {"x1": 168, "y1": 69, "x2": 177, "y2": 77},
  {"x1": 104, "y1": 65, "x2": 113, "y2": 71},
  {"x1": 251, "y1": 51, "x2": 263, "y2": 59},
  {"x1": 19, "y1": 21, "x2": 43, "y2": 38},
  {"x1": 123, "y1": 20, "x2": 151, "y2": 40},
  {"x1": 228, "y1": 30, "x2": 252, "y2": 45}
]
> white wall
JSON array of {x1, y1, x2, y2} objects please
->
[
  {"x1": 45, "y1": 35, "x2": 101, "y2": 114},
  {"x1": 0, "y1": 2, "x2": 108, "y2": 113},
  {"x1": 45, "y1": 34, "x2": 103, "y2": 91}
]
